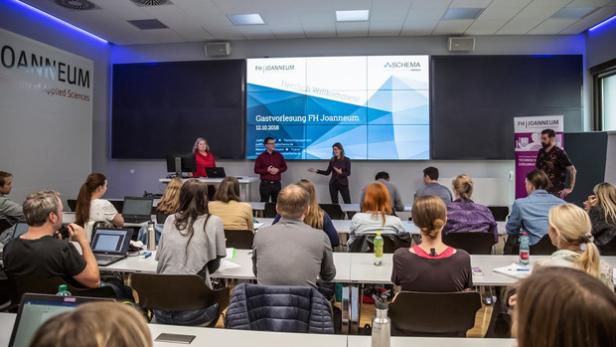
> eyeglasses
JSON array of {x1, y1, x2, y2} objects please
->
[{"x1": 266, "y1": 142, "x2": 275, "y2": 145}]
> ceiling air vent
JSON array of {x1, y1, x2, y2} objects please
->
[
  {"x1": 55, "y1": 0, "x2": 97, "y2": 10},
  {"x1": 129, "y1": 0, "x2": 173, "y2": 7},
  {"x1": 127, "y1": 19, "x2": 169, "y2": 30}
]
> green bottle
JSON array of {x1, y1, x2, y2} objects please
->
[
  {"x1": 56, "y1": 284, "x2": 71, "y2": 296},
  {"x1": 374, "y1": 231, "x2": 384, "y2": 266}
]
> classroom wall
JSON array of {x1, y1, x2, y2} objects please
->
[
  {"x1": 0, "y1": 1, "x2": 109, "y2": 204},
  {"x1": 586, "y1": 18, "x2": 616, "y2": 67},
  {"x1": 102, "y1": 35, "x2": 587, "y2": 206}
]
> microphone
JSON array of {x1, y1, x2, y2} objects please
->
[{"x1": 430, "y1": 248, "x2": 436, "y2": 257}]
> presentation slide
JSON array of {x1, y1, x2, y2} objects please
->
[{"x1": 246, "y1": 55, "x2": 430, "y2": 160}]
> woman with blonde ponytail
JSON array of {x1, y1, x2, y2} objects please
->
[
  {"x1": 391, "y1": 195, "x2": 473, "y2": 292},
  {"x1": 586, "y1": 182, "x2": 616, "y2": 251},
  {"x1": 541, "y1": 203, "x2": 614, "y2": 290}
]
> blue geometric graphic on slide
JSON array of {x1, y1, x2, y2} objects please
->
[{"x1": 247, "y1": 80, "x2": 429, "y2": 160}]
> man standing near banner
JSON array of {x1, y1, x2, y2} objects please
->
[{"x1": 535, "y1": 129, "x2": 577, "y2": 198}]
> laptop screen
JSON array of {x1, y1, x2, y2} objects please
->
[
  {"x1": 10, "y1": 297, "x2": 79, "y2": 347},
  {"x1": 10, "y1": 295, "x2": 113, "y2": 347},
  {"x1": 91, "y1": 229, "x2": 129, "y2": 253},
  {"x1": 122, "y1": 198, "x2": 152, "y2": 216}
]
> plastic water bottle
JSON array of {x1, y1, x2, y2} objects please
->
[
  {"x1": 56, "y1": 284, "x2": 71, "y2": 296},
  {"x1": 146, "y1": 221, "x2": 156, "y2": 251},
  {"x1": 374, "y1": 231, "x2": 384, "y2": 266},
  {"x1": 519, "y1": 231, "x2": 530, "y2": 266},
  {"x1": 371, "y1": 300, "x2": 390, "y2": 347}
]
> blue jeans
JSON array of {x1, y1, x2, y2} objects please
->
[{"x1": 154, "y1": 304, "x2": 219, "y2": 326}]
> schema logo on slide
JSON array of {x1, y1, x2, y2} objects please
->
[
  {"x1": 254, "y1": 64, "x2": 295, "y2": 72},
  {"x1": 383, "y1": 61, "x2": 421, "y2": 69}
]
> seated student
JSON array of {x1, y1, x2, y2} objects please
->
[
  {"x1": 252, "y1": 184, "x2": 336, "y2": 286},
  {"x1": 506, "y1": 169, "x2": 565, "y2": 247},
  {"x1": 443, "y1": 174, "x2": 498, "y2": 242},
  {"x1": 155, "y1": 179, "x2": 226, "y2": 326},
  {"x1": 512, "y1": 267, "x2": 616, "y2": 347},
  {"x1": 392, "y1": 195, "x2": 472, "y2": 292},
  {"x1": 75, "y1": 173, "x2": 124, "y2": 239},
  {"x1": 348, "y1": 182, "x2": 406, "y2": 247},
  {"x1": 414, "y1": 166, "x2": 452, "y2": 205},
  {"x1": 3, "y1": 191, "x2": 100, "y2": 289},
  {"x1": 360, "y1": 171, "x2": 405, "y2": 213},
  {"x1": 585, "y1": 182, "x2": 616, "y2": 251},
  {"x1": 138, "y1": 177, "x2": 183, "y2": 245},
  {"x1": 30, "y1": 302, "x2": 152, "y2": 347},
  {"x1": 273, "y1": 179, "x2": 340, "y2": 247},
  {"x1": 539, "y1": 203, "x2": 614, "y2": 290},
  {"x1": 208, "y1": 176, "x2": 253, "y2": 232},
  {"x1": 0, "y1": 170, "x2": 24, "y2": 231}
]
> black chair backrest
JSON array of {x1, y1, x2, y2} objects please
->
[
  {"x1": 0, "y1": 219, "x2": 12, "y2": 234},
  {"x1": 389, "y1": 291, "x2": 482, "y2": 337},
  {"x1": 487, "y1": 206, "x2": 509, "y2": 221},
  {"x1": 530, "y1": 234, "x2": 557, "y2": 255},
  {"x1": 8, "y1": 276, "x2": 115, "y2": 310},
  {"x1": 131, "y1": 273, "x2": 229, "y2": 312},
  {"x1": 442, "y1": 232, "x2": 495, "y2": 255},
  {"x1": 225, "y1": 230, "x2": 254, "y2": 249},
  {"x1": 598, "y1": 237, "x2": 616, "y2": 256},
  {"x1": 319, "y1": 204, "x2": 345, "y2": 220},
  {"x1": 67, "y1": 199, "x2": 77, "y2": 212},
  {"x1": 349, "y1": 233, "x2": 411, "y2": 253},
  {"x1": 263, "y1": 203, "x2": 277, "y2": 218}
]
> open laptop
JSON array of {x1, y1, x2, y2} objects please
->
[
  {"x1": 90, "y1": 228, "x2": 132, "y2": 266},
  {"x1": 205, "y1": 167, "x2": 226, "y2": 178},
  {"x1": 9, "y1": 293, "x2": 113, "y2": 347},
  {"x1": 121, "y1": 196, "x2": 153, "y2": 224}
]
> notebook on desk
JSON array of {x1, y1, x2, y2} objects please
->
[
  {"x1": 91, "y1": 228, "x2": 132, "y2": 266},
  {"x1": 122, "y1": 197, "x2": 153, "y2": 224},
  {"x1": 9, "y1": 294, "x2": 113, "y2": 347}
]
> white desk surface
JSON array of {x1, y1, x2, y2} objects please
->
[
  {"x1": 159, "y1": 177, "x2": 259, "y2": 184},
  {"x1": 102, "y1": 249, "x2": 353, "y2": 283},
  {"x1": 340, "y1": 203, "x2": 413, "y2": 213},
  {"x1": 256, "y1": 218, "x2": 506, "y2": 236},
  {"x1": 0, "y1": 313, "x2": 15, "y2": 347},
  {"x1": 349, "y1": 253, "x2": 616, "y2": 286},
  {"x1": 0, "y1": 312, "x2": 346, "y2": 347},
  {"x1": 347, "y1": 335, "x2": 515, "y2": 347},
  {"x1": 149, "y1": 323, "x2": 347, "y2": 347}
]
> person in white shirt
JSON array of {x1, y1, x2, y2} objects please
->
[
  {"x1": 348, "y1": 182, "x2": 407, "y2": 247},
  {"x1": 75, "y1": 173, "x2": 124, "y2": 239}
]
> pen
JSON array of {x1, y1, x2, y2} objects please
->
[{"x1": 143, "y1": 251, "x2": 152, "y2": 259}]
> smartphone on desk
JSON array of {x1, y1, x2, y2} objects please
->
[{"x1": 154, "y1": 333, "x2": 196, "y2": 344}]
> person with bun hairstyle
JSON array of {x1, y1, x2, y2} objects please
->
[
  {"x1": 443, "y1": 174, "x2": 498, "y2": 242},
  {"x1": 512, "y1": 267, "x2": 616, "y2": 347},
  {"x1": 539, "y1": 203, "x2": 614, "y2": 290},
  {"x1": 391, "y1": 195, "x2": 472, "y2": 292}
]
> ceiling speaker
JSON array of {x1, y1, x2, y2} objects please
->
[
  {"x1": 448, "y1": 37, "x2": 475, "y2": 52},
  {"x1": 205, "y1": 42, "x2": 232, "y2": 58}
]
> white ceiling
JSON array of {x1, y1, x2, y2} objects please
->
[{"x1": 20, "y1": 0, "x2": 616, "y2": 44}]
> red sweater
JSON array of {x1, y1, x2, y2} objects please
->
[
  {"x1": 194, "y1": 151, "x2": 216, "y2": 177},
  {"x1": 254, "y1": 150, "x2": 287, "y2": 181}
]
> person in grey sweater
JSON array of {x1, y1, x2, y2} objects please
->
[
  {"x1": 252, "y1": 184, "x2": 336, "y2": 286},
  {"x1": 360, "y1": 171, "x2": 405, "y2": 213},
  {"x1": 0, "y1": 171, "x2": 24, "y2": 232},
  {"x1": 414, "y1": 166, "x2": 452, "y2": 205}
]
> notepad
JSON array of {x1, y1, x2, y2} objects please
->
[
  {"x1": 254, "y1": 222, "x2": 265, "y2": 230},
  {"x1": 493, "y1": 263, "x2": 533, "y2": 279},
  {"x1": 218, "y1": 259, "x2": 241, "y2": 271}
]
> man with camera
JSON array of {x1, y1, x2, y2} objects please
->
[{"x1": 2, "y1": 190, "x2": 100, "y2": 289}]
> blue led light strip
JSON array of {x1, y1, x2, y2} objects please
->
[
  {"x1": 11, "y1": 0, "x2": 109, "y2": 43},
  {"x1": 588, "y1": 15, "x2": 616, "y2": 32}
]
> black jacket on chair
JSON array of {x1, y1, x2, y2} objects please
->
[{"x1": 224, "y1": 283, "x2": 334, "y2": 334}]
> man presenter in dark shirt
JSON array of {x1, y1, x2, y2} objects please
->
[{"x1": 535, "y1": 129, "x2": 577, "y2": 199}]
